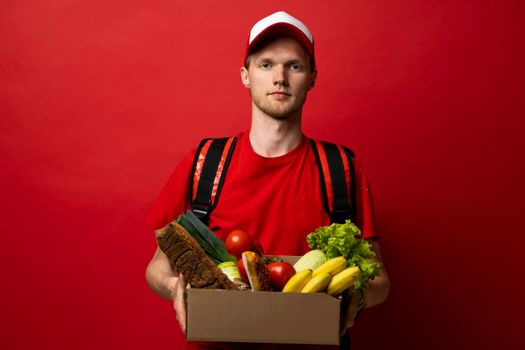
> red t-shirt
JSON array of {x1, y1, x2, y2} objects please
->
[
  {"x1": 146, "y1": 132, "x2": 377, "y2": 253},
  {"x1": 146, "y1": 132, "x2": 377, "y2": 349}
]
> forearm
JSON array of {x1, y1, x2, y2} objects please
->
[
  {"x1": 145, "y1": 245, "x2": 177, "y2": 300},
  {"x1": 340, "y1": 240, "x2": 390, "y2": 333},
  {"x1": 362, "y1": 239, "x2": 390, "y2": 308},
  {"x1": 363, "y1": 267, "x2": 389, "y2": 308}
]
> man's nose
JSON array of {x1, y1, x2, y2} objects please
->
[{"x1": 273, "y1": 65, "x2": 288, "y2": 86}]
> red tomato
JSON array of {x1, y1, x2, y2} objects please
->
[
  {"x1": 237, "y1": 258, "x2": 248, "y2": 282},
  {"x1": 226, "y1": 230, "x2": 253, "y2": 259},
  {"x1": 267, "y1": 262, "x2": 296, "y2": 291}
]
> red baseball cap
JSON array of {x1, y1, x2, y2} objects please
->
[{"x1": 245, "y1": 11, "x2": 315, "y2": 69}]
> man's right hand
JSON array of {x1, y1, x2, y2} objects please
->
[
  {"x1": 146, "y1": 245, "x2": 189, "y2": 334},
  {"x1": 165, "y1": 273, "x2": 188, "y2": 333}
]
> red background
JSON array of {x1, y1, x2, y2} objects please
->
[{"x1": 1, "y1": 1, "x2": 524, "y2": 349}]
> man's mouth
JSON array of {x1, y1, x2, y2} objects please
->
[{"x1": 269, "y1": 91, "x2": 291, "y2": 98}]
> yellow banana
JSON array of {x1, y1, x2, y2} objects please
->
[
  {"x1": 301, "y1": 272, "x2": 332, "y2": 293},
  {"x1": 282, "y1": 269, "x2": 313, "y2": 293},
  {"x1": 326, "y1": 266, "x2": 361, "y2": 297},
  {"x1": 312, "y1": 256, "x2": 347, "y2": 277}
]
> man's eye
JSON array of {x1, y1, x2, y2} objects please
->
[
  {"x1": 260, "y1": 62, "x2": 271, "y2": 69},
  {"x1": 290, "y1": 64, "x2": 302, "y2": 70}
]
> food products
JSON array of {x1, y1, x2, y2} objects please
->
[
  {"x1": 226, "y1": 229, "x2": 254, "y2": 259},
  {"x1": 312, "y1": 256, "x2": 347, "y2": 277},
  {"x1": 267, "y1": 262, "x2": 295, "y2": 291},
  {"x1": 177, "y1": 211, "x2": 235, "y2": 263},
  {"x1": 307, "y1": 219, "x2": 382, "y2": 291},
  {"x1": 160, "y1": 214, "x2": 376, "y2": 301},
  {"x1": 293, "y1": 249, "x2": 326, "y2": 273},
  {"x1": 217, "y1": 261, "x2": 241, "y2": 281},
  {"x1": 242, "y1": 251, "x2": 272, "y2": 291},
  {"x1": 156, "y1": 222, "x2": 238, "y2": 290},
  {"x1": 326, "y1": 267, "x2": 361, "y2": 297},
  {"x1": 306, "y1": 219, "x2": 363, "y2": 259},
  {"x1": 218, "y1": 261, "x2": 250, "y2": 290},
  {"x1": 237, "y1": 258, "x2": 249, "y2": 282},
  {"x1": 300, "y1": 272, "x2": 332, "y2": 293},
  {"x1": 282, "y1": 269, "x2": 313, "y2": 293}
]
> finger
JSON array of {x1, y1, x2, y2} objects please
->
[
  {"x1": 339, "y1": 315, "x2": 354, "y2": 336},
  {"x1": 174, "y1": 273, "x2": 188, "y2": 333},
  {"x1": 174, "y1": 297, "x2": 186, "y2": 333},
  {"x1": 178, "y1": 273, "x2": 190, "y2": 290},
  {"x1": 339, "y1": 291, "x2": 359, "y2": 335},
  {"x1": 178, "y1": 272, "x2": 186, "y2": 286}
]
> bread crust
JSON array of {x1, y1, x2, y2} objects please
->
[
  {"x1": 242, "y1": 251, "x2": 272, "y2": 291},
  {"x1": 156, "y1": 223, "x2": 238, "y2": 290}
]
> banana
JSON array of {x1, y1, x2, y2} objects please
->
[
  {"x1": 312, "y1": 256, "x2": 347, "y2": 277},
  {"x1": 300, "y1": 272, "x2": 332, "y2": 293},
  {"x1": 282, "y1": 269, "x2": 313, "y2": 293},
  {"x1": 326, "y1": 266, "x2": 361, "y2": 297}
]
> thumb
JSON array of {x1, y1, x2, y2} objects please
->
[{"x1": 174, "y1": 272, "x2": 188, "y2": 333}]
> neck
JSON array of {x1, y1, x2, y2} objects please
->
[{"x1": 249, "y1": 108, "x2": 303, "y2": 158}]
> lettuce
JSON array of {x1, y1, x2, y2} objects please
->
[{"x1": 306, "y1": 220, "x2": 382, "y2": 290}]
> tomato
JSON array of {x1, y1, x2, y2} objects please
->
[
  {"x1": 226, "y1": 229, "x2": 253, "y2": 259},
  {"x1": 237, "y1": 258, "x2": 248, "y2": 282},
  {"x1": 267, "y1": 262, "x2": 296, "y2": 291}
]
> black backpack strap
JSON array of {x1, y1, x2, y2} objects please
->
[
  {"x1": 310, "y1": 139, "x2": 356, "y2": 224},
  {"x1": 189, "y1": 137, "x2": 238, "y2": 224}
]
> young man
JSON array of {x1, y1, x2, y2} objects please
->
[{"x1": 145, "y1": 11, "x2": 389, "y2": 350}]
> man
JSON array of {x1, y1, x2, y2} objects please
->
[{"x1": 145, "y1": 11, "x2": 389, "y2": 350}]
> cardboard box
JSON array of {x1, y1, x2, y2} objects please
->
[{"x1": 185, "y1": 257, "x2": 341, "y2": 345}]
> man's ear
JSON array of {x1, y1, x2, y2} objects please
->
[
  {"x1": 240, "y1": 67, "x2": 250, "y2": 88},
  {"x1": 308, "y1": 70, "x2": 317, "y2": 90}
]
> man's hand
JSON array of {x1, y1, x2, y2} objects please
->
[
  {"x1": 146, "y1": 245, "x2": 190, "y2": 334},
  {"x1": 339, "y1": 288, "x2": 365, "y2": 335},
  {"x1": 339, "y1": 240, "x2": 390, "y2": 336},
  {"x1": 164, "y1": 273, "x2": 188, "y2": 333}
]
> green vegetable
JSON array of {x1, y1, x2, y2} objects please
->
[
  {"x1": 306, "y1": 220, "x2": 382, "y2": 290},
  {"x1": 293, "y1": 249, "x2": 326, "y2": 273},
  {"x1": 218, "y1": 261, "x2": 241, "y2": 281},
  {"x1": 176, "y1": 210, "x2": 236, "y2": 263}
]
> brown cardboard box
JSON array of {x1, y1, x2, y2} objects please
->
[{"x1": 185, "y1": 257, "x2": 341, "y2": 345}]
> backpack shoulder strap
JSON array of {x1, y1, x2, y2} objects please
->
[
  {"x1": 189, "y1": 136, "x2": 238, "y2": 224},
  {"x1": 310, "y1": 139, "x2": 356, "y2": 224}
]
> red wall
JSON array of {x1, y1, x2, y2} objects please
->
[{"x1": 1, "y1": 1, "x2": 524, "y2": 349}]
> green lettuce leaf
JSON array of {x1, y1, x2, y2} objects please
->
[{"x1": 306, "y1": 220, "x2": 382, "y2": 291}]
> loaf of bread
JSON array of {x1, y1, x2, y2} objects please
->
[
  {"x1": 156, "y1": 223, "x2": 238, "y2": 290},
  {"x1": 242, "y1": 251, "x2": 273, "y2": 291}
]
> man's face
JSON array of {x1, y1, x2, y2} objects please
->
[{"x1": 240, "y1": 37, "x2": 317, "y2": 120}]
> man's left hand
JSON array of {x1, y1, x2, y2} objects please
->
[{"x1": 339, "y1": 288, "x2": 365, "y2": 336}]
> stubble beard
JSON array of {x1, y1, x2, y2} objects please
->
[{"x1": 252, "y1": 94, "x2": 307, "y2": 121}]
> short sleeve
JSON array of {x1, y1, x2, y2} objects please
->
[{"x1": 353, "y1": 158, "x2": 378, "y2": 240}]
